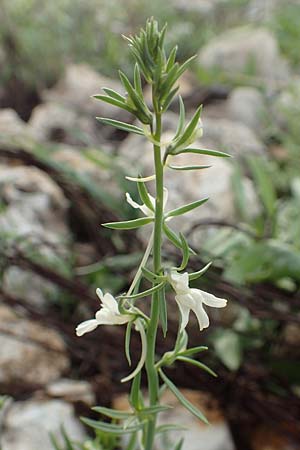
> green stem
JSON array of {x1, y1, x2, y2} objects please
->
[{"x1": 144, "y1": 111, "x2": 163, "y2": 450}]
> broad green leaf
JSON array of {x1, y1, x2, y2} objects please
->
[
  {"x1": 159, "y1": 370, "x2": 208, "y2": 424},
  {"x1": 166, "y1": 198, "x2": 209, "y2": 219},
  {"x1": 125, "y1": 321, "x2": 133, "y2": 366},
  {"x1": 168, "y1": 164, "x2": 211, "y2": 171},
  {"x1": 179, "y1": 346, "x2": 208, "y2": 357},
  {"x1": 102, "y1": 217, "x2": 153, "y2": 230},
  {"x1": 96, "y1": 118, "x2": 144, "y2": 135},
  {"x1": 81, "y1": 417, "x2": 144, "y2": 435},
  {"x1": 178, "y1": 232, "x2": 189, "y2": 271},
  {"x1": 188, "y1": 262, "x2": 212, "y2": 281},
  {"x1": 158, "y1": 286, "x2": 168, "y2": 337},
  {"x1": 177, "y1": 356, "x2": 217, "y2": 377},
  {"x1": 175, "y1": 148, "x2": 231, "y2": 157},
  {"x1": 137, "y1": 179, "x2": 154, "y2": 212},
  {"x1": 92, "y1": 406, "x2": 133, "y2": 420}
]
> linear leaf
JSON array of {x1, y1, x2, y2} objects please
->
[
  {"x1": 96, "y1": 117, "x2": 144, "y2": 135},
  {"x1": 125, "y1": 321, "x2": 133, "y2": 366},
  {"x1": 129, "y1": 371, "x2": 141, "y2": 409},
  {"x1": 166, "y1": 45, "x2": 178, "y2": 72},
  {"x1": 137, "y1": 179, "x2": 154, "y2": 212},
  {"x1": 93, "y1": 95, "x2": 133, "y2": 113},
  {"x1": 174, "y1": 96, "x2": 185, "y2": 140},
  {"x1": 102, "y1": 217, "x2": 153, "y2": 230},
  {"x1": 141, "y1": 266, "x2": 166, "y2": 283},
  {"x1": 166, "y1": 198, "x2": 209, "y2": 219},
  {"x1": 159, "y1": 370, "x2": 209, "y2": 424},
  {"x1": 179, "y1": 346, "x2": 208, "y2": 357},
  {"x1": 118, "y1": 281, "x2": 165, "y2": 300},
  {"x1": 81, "y1": 417, "x2": 144, "y2": 435},
  {"x1": 178, "y1": 233, "x2": 189, "y2": 271},
  {"x1": 102, "y1": 87, "x2": 126, "y2": 102},
  {"x1": 177, "y1": 356, "x2": 217, "y2": 377},
  {"x1": 174, "y1": 105, "x2": 202, "y2": 149},
  {"x1": 138, "y1": 404, "x2": 172, "y2": 417},
  {"x1": 92, "y1": 406, "x2": 133, "y2": 420},
  {"x1": 168, "y1": 164, "x2": 211, "y2": 171},
  {"x1": 188, "y1": 262, "x2": 212, "y2": 281},
  {"x1": 158, "y1": 285, "x2": 168, "y2": 337},
  {"x1": 176, "y1": 147, "x2": 231, "y2": 157}
]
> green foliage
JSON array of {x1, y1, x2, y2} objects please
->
[{"x1": 272, "y1": 3, "x2": 300, "y2": 68}]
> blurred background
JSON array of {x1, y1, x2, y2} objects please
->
[{"x1": 0, "y1": 0, "x2": 300, "y2": 449}]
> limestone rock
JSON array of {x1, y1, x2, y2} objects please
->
[
  {"x1": 198, "y1": 27, "x2": 289, "y2": 89},
  {"x1": 0, "y1": 165, "x2": 70, "y2": 308},
  {"x1": 28, "y1": 102, "x2": 99, "y2": 146},
  {"x1": 1, "y1": 399, "x2": 85, "y2": 450},
  {"x1": 46, "y1": 379, "x2": 95, "y2": 405},
  {"x1": 0, "y1": 305, "x2": 69, "y2": 386},
  {"x1": 226, "y1": 87, "x2": 267, "y2": 136},
  {"x1": 0, "y1": 109, "x2": 32, "y2": 147}
]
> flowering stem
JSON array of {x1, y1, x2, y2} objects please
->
[{"x1": 144, "y1": 111, "x2": 163, "y2": 450}]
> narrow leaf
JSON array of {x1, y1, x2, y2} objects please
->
[
  {"x1": 137, "y1": 179, "x2": 154, "y2": 212},
  {"x1": 166, "y1": 45, "x2": 178, "y2": 72},
  {"x1": 102, "y1": 217, "x2": 153, "y2": 230},
  {"x1": 158, "y1": 285, "x2": 168, "y2": 337},
  {"x1": 141, "y1": 266, "x2": 166, "y2": 283},
  {"x1": 179, "y1": 346, "x2": 208, "y2": 357},
  {"x1": 174, "y1": 105, "x2": 202, "y2": 149},
  {"x1": 96, "y1": 117, "x2": 144, "y2": 135},
  {"x1": 129, "y1": 371, "x2": 142, "y2": 409},
  {"x1": 174, "y1": 96, "x2": 185, "y2": 140},
  {"x1": 125, "y1": 321, "x2": 133, "y2": 366},
  {"x1": 188, "y1": 262, "x2": 212, "y2": 281},
  {"x1": 178, "y1": 233, "x2": 189, "y2": 271},
  {"x1": 92, "y1": 406, "x2": 133, "y2": 420},
  {"x1": 134, "y1": 64, "x2": 143, "y2": 97},
  {"x1": 81, "y1": 417, "x2": 144, "y2": 435},
  {"x1": 93, "y1": 95, "x2": 133, "y2": 113},
  {"x1": 177, "y1": 356, "x2": 217, "y2": 377},
  {"x1": 118, "y1": 281, "x2": 165, "y2": 300},
  {"x1": 176, "y1": 147, "x2": 231, "y2": 157},
  {"x1": 166, "y1": 198, "x2": 209, "y2": 219},
  {"x1": 168, "y1": 164, "x2": 211, "y2": 171},
  {"x1": 138, "y1": 404, "x2": 172, "y2": 417},
  {"x1": 159, "y1": 370, "x2": 209, "y2": 424},
  {"x1": 102, "y1": 87, "x2": 126, "y2": 102}
]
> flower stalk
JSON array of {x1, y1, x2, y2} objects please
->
[{"x1": 75, "y1": 18, "x2": 230, "y2": 450}]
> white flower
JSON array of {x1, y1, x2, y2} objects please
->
[
  {"x1": 76, "y1": 289, "x2": 131, "y2": 336},
  {"x1": 125, "y1": 188, "x2": 168, "y2": 218},
  {"x1": 76, "y1": 289, "x2": 146, "y2": 383},
  {"x1": 168, "y1": 271, "x2": 227, "y2": 332}
]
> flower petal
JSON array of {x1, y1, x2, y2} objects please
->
[
  {"x1": 175, "y1": 295, "x2": 191, "y2": 332},
  {"x1": 101, "y1": 293, "x2": 119, "y2": 312},
  {"x1": 197, "y1": 289, "x2": 227, "y2": 308},
  {"x1": 126, "y1": 192, "x2": 153, "y2": 217},
  {"x1": 96, "y1": 288, "x2": 104, "y2": 302},
  {"x1": 169, "y1": 271, "x2": 189, "y2": 294},
  {"x1": 126, "y1": 192, "x2": 141, "y2": 210},
  {"x1": 193, "y1": 302, "x2": 210, "y2": 331},
  {"x1": 76, "y1": 319, "x2": 99, "y2": 336}
]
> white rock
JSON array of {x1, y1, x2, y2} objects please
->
[
  {"x1": 0, "y1": 305, "x2": 69, "y2": 386},
  {"x1": 28, "y1": 102, "x2": 100, "y2": 146},
  {"x1": 198, "y1": 27, "x2": 289, "y2": 90},
  {"x1": 46, "y1": 379, "x2": 95, "y2": 405},
  {"x1": 226, "y1": 87, "x2": 267, "y2": 136},
  {"x1": 0, "y1": 165, "x2": 70, "y2": 309},
  {"x1": 42, "y1": 63, "x2": 129, "y2": 120},
  {"x1": 0, "y1": 109, "x2": 32, "y2": 146},
  {"x1": 173, "y1": 0, "x2": 230, "y2": 15},
  {"x1": 1, "y1": 399, "x2": 85, "y2": 450}
]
